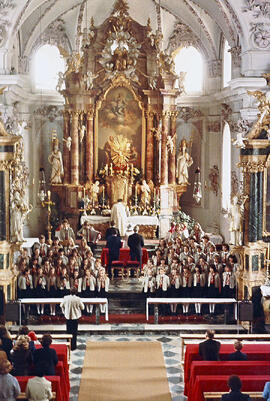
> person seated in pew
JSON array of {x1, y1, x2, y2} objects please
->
[
  {"x1": 10, "y1": 335, "x2": 33, "y2": 376},
  {"x1": 26, "y1": 362, "x2": 53, "y2": 401},
  {"x1": 263, "y1": 380, "x2": 270, "y2": 401},
  {"x1": 228, "y1": 340, "x2": 247, "y2": 361},
  {"x1": 221, "y1": 375, "x2": 251, "y2": 401},
  {"x1": 33, "y1": 334, "x2": 58, "y2": 375},
  {"x1": 199, "y1": 329, "x2": 220, "y2": 361},
  {"x1": 0, "y1": 359, "x2": 20, "y2": 401}
]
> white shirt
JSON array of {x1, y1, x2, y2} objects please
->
[
  {"x1": 111, "y1": 202, "x2": 128, "y2": 236},
  {"x1": 60, "y1": 294, "x2": 85, "y2": 320},
  {"x1": 26, "y1": 376, "x2": 52, "y2": 401}
]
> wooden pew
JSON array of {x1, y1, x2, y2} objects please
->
[
  {"x1": 204, "y1": 391, "x2": 263, "y2": 400},
  {"x1": 17, "y1": 392, "x2": 56, "y2": 400},
  {"x1": 181, "y1": 333, "x2": 270, "y2": 362}
]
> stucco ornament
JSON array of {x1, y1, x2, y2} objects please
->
[{"x1": 250, "y1": 23, "x2": 270, "y2": 48}]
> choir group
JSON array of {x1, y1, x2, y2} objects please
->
[
  {"x1": 141, "y1": 223, "x2": 238, "y2": 316},
  {"x1": 15, "y1": 232, "x2": 110, "y2": 316}
]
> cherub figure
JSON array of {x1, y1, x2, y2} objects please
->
[
  {"x1": 232, "y1": 132, "x2": 248, "y2": 148},
  {"x1": 84, "y1": 71, "x2": 99, "y2": 90},
  {"x1": 17, "y1": 121, "x2": 27, "y2": 136},
  {"x1": 56, "y1": 72, "x2": 65, "y2": 92}
]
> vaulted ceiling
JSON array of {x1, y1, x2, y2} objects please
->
[{"x1": 0, "y1": 0, "x2": 252, "y2": 63}]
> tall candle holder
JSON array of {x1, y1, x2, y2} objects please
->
[
  {"x1": 265, "y1": 243, "x2": 270, "y2": 286},
  {"x1": 38, "y1": 168, "x2": 55, "y2": 245}
]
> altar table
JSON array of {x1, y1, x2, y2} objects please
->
[
  {"x1": 101, "y1": 247, "x2": 148, "y2": 267},
  {"x1": 184, "y1": 343, "x2": 270, "y2": 390},
  {"x1": 186, "y1": 360, "x2": 270, "y2": 396},
  {"x1": 189, "y1": 374, "x2": 270, "y2": 401},
  {"x1": 17, "y1": 376, "x2": 63, "y2": 401}
]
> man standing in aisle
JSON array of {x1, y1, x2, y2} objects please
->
[
  {"x1": 60, "y1": 287, "x2": 84, "y2": 351},
  {"x1": 110, "y1": 199, "x2": 128, "y2": 237},
  {"x1": 128, "y1": 225, "x2": 144, "y2": 268}
]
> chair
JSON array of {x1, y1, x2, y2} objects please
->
[
  {"x1": 111, "y1": 260, "x2": 125, "y2": 279},
  {"x1": 126, "y1": 260, "x2": 140, "y2": 278}
]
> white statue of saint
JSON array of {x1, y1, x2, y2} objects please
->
[
  {"x1": 176, "y1": 139, "x2": 193, "y2": 185},
  {"x1": 11, "y1": 189, "x2": 32, "y2": 243},
  {"x1": 167, "y1": 134, "x2": 175, "y2": 154},
  {"x1": 227, "y1": 195, "x2": 248, "y2": 246},
  {"x1": 80, "y1": 124, "x2": 86, "y2": 143},
  {"x1": 140, "y1": 180, "x2": 151, "y2": 206},
  {"x1": 56, "y1": 72, "x2": 65, "y2": 92},
  {"x1": 17, "y1": 121, "x2": 27, "y2": 136},
  {"x1": 91, "y1": 180, "x2": 100, "y2": 206},
  {"x1": 48, "y1": 142, "x2": 64, "y2": 184}
]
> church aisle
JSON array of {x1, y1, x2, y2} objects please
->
[{"x1": 69, "y1": 335, "x2": 184, "y2": 401}]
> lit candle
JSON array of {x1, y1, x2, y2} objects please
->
[
  {"x1": 135, "y1": 185, "x2": 137, "y2": 198},
  {"x1": 131, "y1": 164, "x2": 134, "y2": 177},
  {"x1": 102, "y1": 185, "x2": 105, "y2": 199},
  {"x1": 48, "y1": 190, "x2": 51, "y2": 200},
  {"x1": 268, "y1": 243, "x2": 270, "y2": 260},
  {"x1": 154, "y1": 188, "x2": 156, "y2": 201},
  {"x1": 83, "y1": 187, "x2": 86, "y2": 198}
]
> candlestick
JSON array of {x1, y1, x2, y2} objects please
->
[
  {"x1": 47, "y1": 190, "x2": 51, "y2": 200},
  {"x1": 131, "y1": 164, "x2": 134, "y2": 177},
  {"x1": 102, "y1": 185, "x2": 105, "y2": 198},
  {"x1": 268, "y1": 243, "x2": 270, "y2": 260},
  {"x1": 135, "y1": 184, "x2": 137, "y2": 199}
]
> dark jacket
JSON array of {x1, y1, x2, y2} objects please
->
[
  {"x1": 228, "y1": 350, "x2": 247, "y2": 361},
  {"x1": 107, "y1": 235, "x2": 122, "y2": 261},
  {"x1": 11, "y1": 348, "x2": 32, "y2": 376},
  {"x1": 128, "y1": 233, "x2": 144, "y2": 260},
  {"x1": 199, "y1": 338, "x2": 221, "y2": 361},
  {"x1": 105, "y1": 227, "x2": 120, "y2": 241},
  {"x1": 33, "y1": 346, "x2": 58, "y2": 375},
  {"x1": 0, "y1": 337, "x2": 13, "y2": 361},
  {"x1": 221, "y1": 390, "x2": 251, "y2": 401}
]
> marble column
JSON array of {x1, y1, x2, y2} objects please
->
[
  {"x1": 168, "y1": 112, "x2": 177, "y2": 185},
  {"x1": 146, "y1": 111, "x2": 154, "y2": 182},
  {"x1": 63, "y1": 111, "x2": 70, "y2": 184},
  {"x1": 161, "y1": 112, "x2": 169, "y2": 186},
  {"x1": 86, "y1": 109, "x2": 94, "y2": 184},
  {"x1": 248, "y1": 171, "x2": 263, "y2": 242},
  {"x1": 71, "y1": 111, "x2": 79, "y2": 185}
]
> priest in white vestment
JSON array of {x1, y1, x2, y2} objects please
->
[{"x1": 110, "y1": 199, "x2": 128, "y2": 237}]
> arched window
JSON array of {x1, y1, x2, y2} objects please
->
[
  {"x1": 223, "y1": 40, "x2": 232, "y2": 87},
  {"x1": 32, "y1": 44, "x2": 65, "y2": 90},
  {"x1": 222, "y1": 121, "x2": 231, "y2": 211},
  {"x1": 173, "y1": 46, "x2": 203, "y2": 94}
]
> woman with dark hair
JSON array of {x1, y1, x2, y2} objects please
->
[
  {"x1": 0, "y1": 325, "x2": 13, "y2": 361},
  {"x1": 193, "y1": 265, "x2": 206, "y2": 316},
  {"x1": 0, "y1": 359, "x2": 20, "y2": 401},
  {"x1": 33, "y1": 334, "x2": 58, "y2": 375},
  {"x1": 221, "y1": 375, "x2": 251, "y2": 401},
  {"x1": 207, "y1": 265, "x2": 220, "y2": 315},
  {"x1": 10, "y1": 335, "x2": 32, "y2": 376}
]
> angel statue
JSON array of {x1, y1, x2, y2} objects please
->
[
  {"x1": 48, "y1": 140, "x2": 64, "y2": 184},
  {"x1": 167, "y1": 134, "x2": 175, "y2": 154},
  {"x1": 17, "y1": 121, "x2": 27, "y2": 136},
  {"x1": 175, "y1": 71, "x2": 187, "y2": 94},
  {"x1": 63, "y1": 136, "x2": 72, "y2": 151},
  {"x1": 11, "y1": 188, "x2": 32, "y2": 243},
  {"x1": 176, "y1": 139, "x2": 193, "y2": 185},
  {"x1": 248, "y1": 90, "x2": 270, "y2": 137},
  {"x1": 226, "y1": 195, "x2": 248, "y2": 246}
]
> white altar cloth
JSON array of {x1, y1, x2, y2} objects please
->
[
  {"x1": 80, "y1": 215, "x2": 159, "y2": 227},
  {"x1": 261, "y1": 285, "x2": 270, "y2": 297}
]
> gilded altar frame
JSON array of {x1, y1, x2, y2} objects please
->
[{"x1": 94, "y1": 75, "x2": 146, "y2": 175}]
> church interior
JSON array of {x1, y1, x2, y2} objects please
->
[{"x1": 1, "y1": 0, "x2": 270, "y2": 400}]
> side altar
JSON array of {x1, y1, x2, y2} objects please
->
[{"x1": 46, "y1": 0, "x2": 192, "y2": 237}]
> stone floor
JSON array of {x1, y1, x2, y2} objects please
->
[{"x1": 69, "y1": 334, "x2": 186, "y2": 401}]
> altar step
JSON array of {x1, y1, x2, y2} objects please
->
[{"x1": 108, "y1": 292, "x2": 145, "y2": 314}]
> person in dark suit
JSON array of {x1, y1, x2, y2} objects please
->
[
  {"x1": 228, "y1": 340, "x2": 247, "y2": 361},
  {"x1": 33, "y1": 334, "x2": 58, "y2": 375},
  {"x1": 127, "y1": 226, "x2": 144, "y2": 268},
  {"x1": 199, "y1": 330, "x2": 221, "y2": 361},
  {"x1": 105, "y1": 221, "x2": 120, "y2": 241},
  {"x1": 107, "y1": 233, "x2": 122, "y2": 278},
  {"x1": 221, "y1": 375, "x2": 251, "y2": 401}
]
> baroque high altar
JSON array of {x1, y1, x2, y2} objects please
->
[{"x1": 51, "y1": 0, "x2": 187, "y2": 235}]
